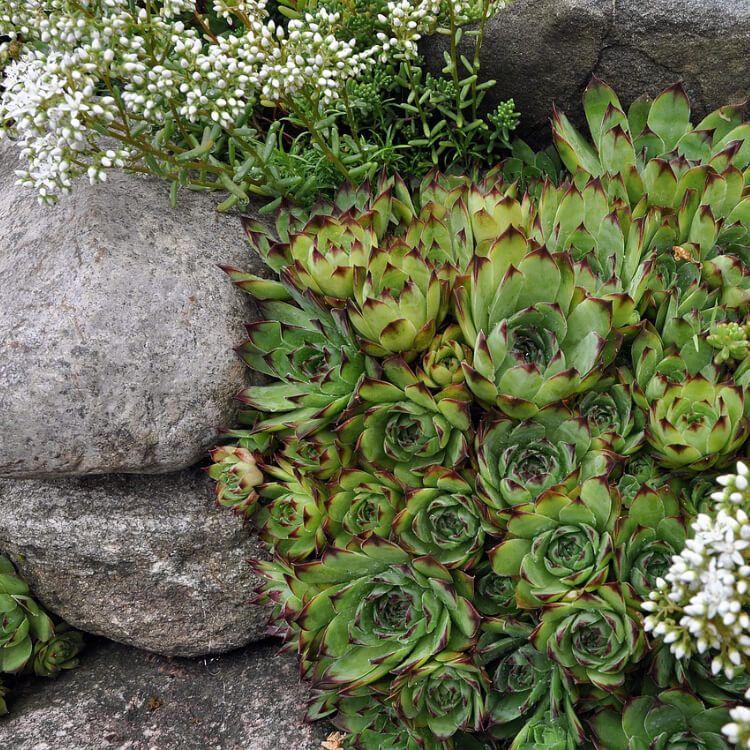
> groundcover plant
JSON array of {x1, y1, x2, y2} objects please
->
[
  {"x1": 209, "y1": 79, "x2": 750, "y2": 749},
  {"x1": 0, "y1": 557, "x2": 84, "y2": 714}
]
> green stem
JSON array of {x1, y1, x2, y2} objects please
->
[
  {"x1": 447, "y1": 5, "x2": 463, "y2": 129},
  {"x1": 403, "y1": 58, "x2": 430, "y2": 138},
  {"x1": 286, "y1": 98, "x2": 354, "y2": 182},
  {"x1": 471, "y1": 0, "x2": 491, "y2": 123}
]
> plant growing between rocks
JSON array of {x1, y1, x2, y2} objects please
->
[
  {"x1": 210, "y1": 80, "x2": 750, "y2": 748},
  {"x1": 0, "y1": 556, "x2": 84, "y2": 715}
]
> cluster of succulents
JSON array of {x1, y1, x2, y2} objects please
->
[
  {"x1": 211, "y1": 80, "x2": 750, "y2": 748},
  {"x1": 0, "y1": 556, "x2": 84, "y2": 715}
]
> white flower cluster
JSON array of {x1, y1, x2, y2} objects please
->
[
  {"x1": 643, "y1": 461, "x2": 750, "y2": 676},
  {"x1": 725, "y1": 690, "x2": 750, "y2": 749},
  {"x1": 375, "y1": 0, "x2": 443, "y2": 60},
  {"x1": 0, "y1": 0, "x2": 409, "y2": 202}
]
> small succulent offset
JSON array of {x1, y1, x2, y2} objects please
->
[
  {"x1": 0, "y1": 557, "x2": 84, "y2": 714},
  {"x1": 210, "y1": 82, "x2": 750, "y2": 749}
]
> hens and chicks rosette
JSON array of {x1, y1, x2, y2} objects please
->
[{"x1": 209, "y1": 79, "x2": 750, "y2": 749}]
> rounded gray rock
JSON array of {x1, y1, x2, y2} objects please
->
[
  {"x1": 0, "y1": 141, "x2": 266, "y2": 478},
  {"x1": 422, "y1": 0, "x2": 750, "y2": 143},
  {"x1": 2, "y1": 638, "x2": 331, "y2": 750},
  {"x1": 0, "y1": 469, "x2": 270, "y2": 657}
]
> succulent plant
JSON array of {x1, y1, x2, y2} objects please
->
[
  {"x1": 31, "y1": 624, "x2": 84, "y2": 678},
  {"x1": 475, "y1": 404, "x2": 612, "y2": 509},
  {"x1": 346, "y1": 242, "x2": 450, "y2": 359},
  {"x1": 393, "y1": 466, "x2": 492, "y2": 569},
  {"x1": 646, "y1": 375, "x2": 748, "y2": 470},
  {"x1": 391, "y1": 652, "x2": 487, "y2": 740},
  {"x1": 290, "y1": 537, "x2": 480, "y2": 688},
  {"x1": 455, "y1": 237, "x2": 619, "y2": 418},
  {"x1": 326, "y1": 468, "x2": 404, "y2": 544},
  {"x1": 472, "y1": 562, "x2": 520, "y2": 617},
  {"x1": 338, "y1": 357, "x2": 471, "y2": 485},
  {"x1": 489, "y1": 478, "x2": 618, "y2": 606},
  {"x1": 207, "y1": 445, "x2": 264, "y2": 516},
  {"x1": 531, "y1": 584, "x2": 646, "y2": 691},
  {"x1": 255, "y1": 458, "x2": 331, "y2": 560},
  {"x1": 578, "y1": 384, "x2": 644, "y2": 455},
  {"x1": 0, "y1": 557, "x2": 54, "y2": 673},
  {"x1": 590, "y1": 689, "x2": 731, "y2": 750},
  {"x1": 227, "y1": 276, "x2": 373, "y2": 436},
  {"x1": 477, "y1": 617, "x2": 583, "y2": 744},
  {"x1": 417, "y1": 324, "x2": 473, "y2": 390},
  {"x1": 613, "y1": 485, "x2": 686, "y2": 598}
]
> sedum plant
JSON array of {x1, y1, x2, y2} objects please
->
[
  {"x1": 0, "y1": 0, "x2": 522, "y2": 210},
  {"x1": 210, "y1": 82, "x2": 750, "y2": 749}
]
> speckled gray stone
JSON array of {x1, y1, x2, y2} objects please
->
[
  {"x1": 1, "y1": 638, "x2": 331, "y2": 750},
  {"x1": 0, "y1": 140, "x2": 267, "y2": 478},
  {"x1": 0, "y1": 469, "x2": 270, "y2": 657},
  {"x1": 422, "y1": 0, "x2": 750, "y2": 145}
]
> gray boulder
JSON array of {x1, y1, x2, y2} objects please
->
[
  {"x1": 2, "y1": 638, "x2": 332, "y2": 750},
  {"x1": 0, "y1": 469, "x2": 270, "y2": 657},
  {"x1": 0, "y1": 140, "x2": 266, "y2": 478},
  {"x1": 422, "y1": 0, "x2": 750, "y2": 144}
]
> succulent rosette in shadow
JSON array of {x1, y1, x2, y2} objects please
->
[
  {"x1": 475, "y1": 404, "x2": 613, "y2": 510},
  {"x1": 472, "y1": 562, "x2": 520, "y2": 617},
  {"x1": 489, "y1": 478, "x2": 619, "y2": 607},
  {"x1": 477, "y1": 617, "x2": 583, "y2": 744},
  {"x1": 417, "y1": 324, "x2": 473, "y2": 390},
  {"x1": 390, "y1": 652, "x2": 487, "y2": 741},
  {"x1": 338, "y1": 357, "x2": 472, "y2": 485},
  {"x1": 531, "y1": 583, "x2": 646, "y2": 691},
  {"x1": 455, "y1": 232, "x2": 619, "y2": 419},
  {"x1": 646, "y1": 375, "x2": 749, "y2": 470},
  {"x1": 346, "y1": 242, "x2": 450, "y2": 359},
  {"x1": 326, "y1": 468, "x2": 404, "y2": 544},
  {"x1": 578, "y1": 384, "x2": 644, "y2": 455},
  {"x1": 255, "y1": 458, "x2": 331, "y2": 561},
  {"x1": 509, "y1": 713, "x2": 581, "y2": 750},
  {"x1": 614, "y1": 485, "x2": 686, "y2": 598},
  {"x1": 278, "y1": 430, "x2": 352, "y2": 480},
  {"x1": 590, "y1": 689, "x2": 731, "y2": 750},
  {"x1": 0, "y1": 557, "x2": 54, "y2": 673},
  {"x1": 207, "y1": 445, "x2": 264, "y2": 516},
  {"x1": 31, "y1": 624, "x2": 84, "y2": 678},
  {"x1": 392, "y1": 466, "x2": 495, "y2": 569},
  {"x1": 227, "y1": 276, "x2": 372, "y2": 436},
  {"x1": 291, "y1": 537, "x2": 480, "y2": 689}
]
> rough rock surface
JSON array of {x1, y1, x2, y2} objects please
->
[
  {"x1": 0, "y1": 468, "x2": 270, "y2": 657},
  {"x1": 2, "y1": 638, "x2": 331, "y2": 750},
  {"x1": 0, "y1": 140, "x2": 268, "y2": 478},
  {"x1": 422, "y1": 0, "x2": 750, "y2": 144}
]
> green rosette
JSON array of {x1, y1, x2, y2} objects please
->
[
  {"x1": 646, "y1": 375, "x2": 749, "y2": 470},
  {"x1": 392, "y1": 466, "x2": 495, "y2": 569},
  {"x1": 326, "y1": 468, "x2": 404, "y2": 544},
  {"x1": 291, "y1": 537, "x2": 480, "y2": 689},
  {"x1": 338, "y1": 357, "x2": 472, "y2": 485},
  {"x1": 391, "y1": 652, "x2": 488, "y2": 741},
  {"x1": 475, "y1": 404, "x2": 613, "y2": 509},
  {"x1": 489, "y1": 478, "x2": 618, "y2": 607},
  {"x1": 590, "y1": 689, "x2": 731, "y2": 750},
  {"x1": 31, "y1": 624, "x2": 85, "y2": 678},
  {"x1": 531, "y1": 584, "x2": 646, "y2": 691}
]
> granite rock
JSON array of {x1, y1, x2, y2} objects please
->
[
  {"x1": 0, "y1": 468, "x2": 269, "y2": 657},
  {"x1": 1, "y1": 638, "x2": 331, "y2": 750},
  {"x1": 0, "y1": 140, "x2": 267, "y2": 478},
  {"x1": 422, "y1": 0, "x2": 750, "y2": 144}
]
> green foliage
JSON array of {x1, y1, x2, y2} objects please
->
[
  {"x1": 0, "y1": 0, "x2": 526, "y2": 210},
  {"x1": 210, "y1": 82, "x2": 750, "y2": 748},
  {"x1": 0, "y1": 556, "x2": 84, "y2": 715}
]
